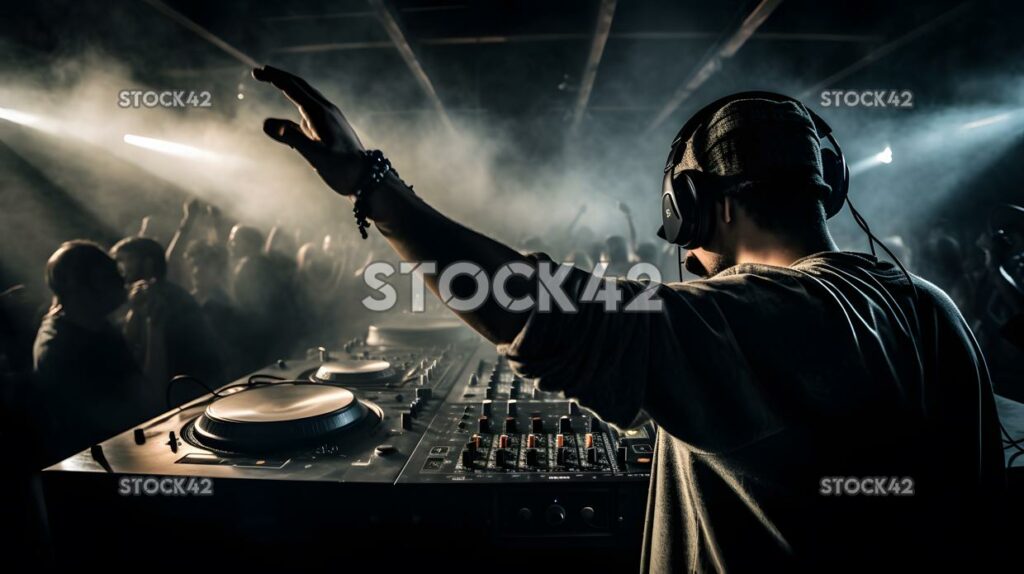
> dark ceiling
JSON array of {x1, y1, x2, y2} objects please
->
[{"x1": 4, "y1": 0, "x2": 1019, "y2": 149}]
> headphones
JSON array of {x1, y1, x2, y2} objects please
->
[{"x1": 657, "y1": 91, "x2": 849, "y2": 249}]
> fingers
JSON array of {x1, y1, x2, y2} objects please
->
[
  {"x1": 263, "y1": 118, "x2": 328, "y2": 166},
  {"x1": 252, "y1": 65, "x2": 328, "y2": 115}
]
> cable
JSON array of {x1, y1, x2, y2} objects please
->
[
  {"x1": 1009, "y1": 449, "x2": 1024, "y2": 468},
  {"x1": 678, "y1": 245, "x2": 684, "y2": 282},
  {"x1": 165, "y1": 374, "x2": 223, "y2": 409},
  {"x1": 1000, "y1": 422, "x2": 1024, "y2": 454},
  {"x1": 846, "y1": 195, "x2": 919, "y2": 302}
]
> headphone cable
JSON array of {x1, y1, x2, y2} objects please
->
[{"x1": 846, "y1": 195, "x2": 919, "y2": 301}]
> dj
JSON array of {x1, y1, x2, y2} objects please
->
[{"x1": 254, "y1": 66, "x2": 1004, "y2": 572}]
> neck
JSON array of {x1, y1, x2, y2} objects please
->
[{"x1": 734, "y1": 228, "x2": 838, "y2": 268}]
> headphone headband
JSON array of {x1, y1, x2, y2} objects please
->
[
  {"x1": 658, "y1": 91, "x2": 849, "y2": 249},
  {"x1": 665, "y1": 91, "x2": 834, "y2": 175}
]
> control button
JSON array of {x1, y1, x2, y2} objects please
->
[
  {"x1": 531, "y1": 416, "x2": 544, "y2": 433},
  {"x1": 586, "y1": 447, "x2": 598, "y2": 465},
  {"x1": 461, "y1": 449, "x2": 475, "y2": 470},
  {"x1": 478, "y1": 416, "x2": 490, "y2": 434},
  {"x1": 556, "y1": 446, "x2": 567, "y2": 467},
  {"x1": 482, "y1": 400, "x2": 493, "y2": 417},
  {"x1": 559, "y1": 416, "x2": 572, "y2": 434},
  {"x1": 457, "y1": 421, "x2": 467, "y2": 430},
  {"x1": 584, "y1": 433, "x2": 594, "y2": 449},
  {"x1": 556, "y1": 433, "x2": 565, "y2": 448},
  {"x1": 470, "y1": 434, "x2": 482, "y2": 449},
  {"x1": 401, "y1": 412, "x2": 413, "y2": 430},
  {"x1": 485, "y1": 387, "x2": 495, "y2": 399},
  {"x1": 499, "y1": 434, "x2": 509, "y2": 449},
  {"x1": 375, "y1": 444, "x2": 397, "y2": 456},
  {"x1": 415, "y1": 387, "x2": 432, "y2": 400},
  {"x1": 545, "y1": 505, "x2": 567, "y2": 526},
  {"x1": 580, "y1": 506, "x2": 596, "y2": 524},
  {"x1": 526, "y1": 434, "x2": 537, "y2": 449},
  {"x1": 616, "y1": 446, "x2": 628, "y2": 467},
  {"x1": 507, "y1": 399, "x2": 518, "y2": 416},
  {"x1": 495, "y1": 448, "x2": 510, "y2": 468},
  {"x1": 526, "y1": 448, "x2": 540, "y2": 467},
  {"x1": 133, "y1": 428, "x2": 145, "y2": 445},
  {"x1": 276, "y1": 359, "x2": 287, "y2": 369},
  {"x1": 569, "y1": 401, "x2": 580, "y2": 415},
  {"x1": 468, "y1": 374, "x2": 479, "y2": 386},
  {"x1": 409, "y1": 401, "x2": 419, "y2": 417},
  {"x1": 504, "y1": 416, "x2": 517, "y2": 434},
  {"x1": 517, "y1": 508, "x2": 532, "y2": 522}
]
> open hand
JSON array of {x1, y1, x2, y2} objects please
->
[{"x1": 253, "y1": 65, "x2": 366, "y2": 195}]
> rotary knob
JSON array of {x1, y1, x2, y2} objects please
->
[{"x1": 545, "y1": 505, "x2": 567, "y2": 526}]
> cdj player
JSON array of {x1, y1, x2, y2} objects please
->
[{"x1": 42, "y1": 317, "x2": 654, "y2": 571}]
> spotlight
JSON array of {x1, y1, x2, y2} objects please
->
[
  {"x1": 876, "y1": 146, "x2": 893, "y2": 164},
  {"x1": 123, "y1": 134, "x2": 218, "y2": 161},
  {"x1": 850, "y1": 145, "x2": 894, "y2": 175}
]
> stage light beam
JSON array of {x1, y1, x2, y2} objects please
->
[
  {"x1": 123, "y1": 134, "x2": 219, "y2": 161},
  {"x1": 961, "y1": 112, "x2": 1013, "y2": 130}
]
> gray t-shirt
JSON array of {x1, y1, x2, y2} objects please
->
[{"x1": 502, "y1": 251, "x2": 1004, "y2": 573}]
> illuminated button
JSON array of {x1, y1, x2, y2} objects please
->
[
  {"x1": 584, "y1": 433, "x2": 594, "y2": 449},
  {"x1": 526, "y1": 434, "x2": 537, "y2": 449},
  {"x1": 499, "y1": 434, "x2": 509, "y2": 449},
  {"x1": 555, "y1": 434, "x2": 565, "y2": 449}
]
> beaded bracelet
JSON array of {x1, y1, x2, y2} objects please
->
[{"x1": 352, "y1": 150, "x2": 395, "y2": 239}]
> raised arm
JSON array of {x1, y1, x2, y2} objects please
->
[{"x1": 253, "y1": 66, "x2": 532, "y2": 345}]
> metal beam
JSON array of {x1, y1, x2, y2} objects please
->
[
  {"x1": 272, "y1": 30, "x2": 878, "y2": 54},
  {"x1": 141, "y1": 0, "x2": 259, "y2": 68},
  {"x1": 645, "y1": 0, "x2": 784, "y2": 133},
  {"x1": 797, "y1": 2, "x2": 972, "y2": 100},
  {"x1": 367, "y1": 0, "x2": 454, "y2": 132},
  {"x1": 570, "y1": 0, "x2": 618, "y2": 130}
]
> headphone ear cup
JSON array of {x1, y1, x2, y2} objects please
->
[
  {"x1": 820, "y1": 148, "x2": 849, "y2": 219},
  {"x1": 661, "y1": 170, "x2": 706, "y2": 248}
]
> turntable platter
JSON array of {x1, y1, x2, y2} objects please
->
[
  {"x1": 190, "y1": 384, "x2": 378, "y2": 452},
  {"x1": 312, "y1": 359, "x2": 396, "y2": 385},
  {"x1": 366, "y1": 318, "x2": 471, "y2": 347}
]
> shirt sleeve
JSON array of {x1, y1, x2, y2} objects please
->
[{"x1": 500, "y1": 256, "x2": 790, "y2": 454}]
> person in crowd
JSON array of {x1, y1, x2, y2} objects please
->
[
  {"x1": 600, "y1": 235, "x2": 632, "y2": 276},
  {"x1": 228, "y1": 224, "x2": 265, "y2": 264},
  {"x1": 32, "y1": 241, "x2": 161, "y2": 464},
  {"x1": 110, "y1": 236, "x2": 224, "y2": 397},
  {"x1": 183, "y1": 239, "x2": 244, "y2": 378}
]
